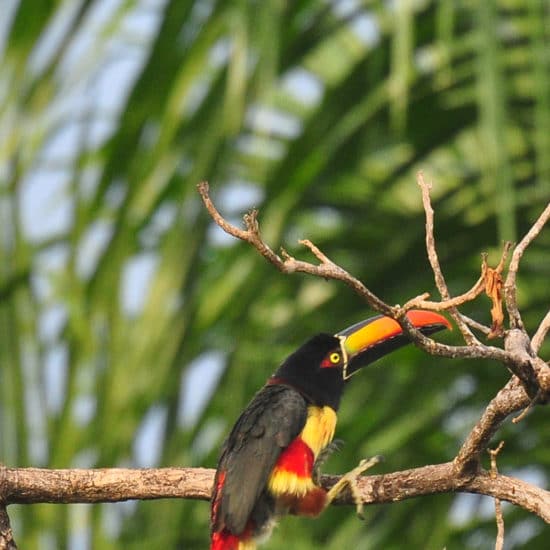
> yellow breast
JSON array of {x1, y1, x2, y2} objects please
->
[
  {"x1": 301, "y1": 405, "x2": 337, "y2": 458},
  {"x1": 267, "y1": 405, "x2": 337, "y2": 497}
]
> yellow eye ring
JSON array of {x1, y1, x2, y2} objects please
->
[{"x1": 329, "y1": 352, "x2": 340, "y2": 364}]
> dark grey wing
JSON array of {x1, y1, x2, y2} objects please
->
[{"x1": 211, "y1": 384, "x2": 307, "y2": 535}]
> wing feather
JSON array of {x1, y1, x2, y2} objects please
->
[{"x1": 211, "y1": 384, "x2": 307, "y2": 534}]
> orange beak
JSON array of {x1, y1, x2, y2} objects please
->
[{"x1": 337, "y1": 310, "x2": 451, "y2": 379}]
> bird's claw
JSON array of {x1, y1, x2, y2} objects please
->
[{"x1": 326, "y1": 455, "x2": 383, "y2": 519}]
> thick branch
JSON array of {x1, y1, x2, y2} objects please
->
[
  {"x1": 0, "y1": 466, "x2": 212, "y2": 503},
  {"x1": 330, "y1": 463, "x2": 550, "y2": 523},
  {"x1": 455, "y1": 377, "x2": 529, "y2": 475},
  {"x1": 1, "y1": 465, "x2": 549, "y2": 523}
]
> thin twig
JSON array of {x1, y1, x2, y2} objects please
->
[
  {"x1": 417, "y1": 172, "x2": 479, "y2": 344},
  {"x1": 504, "y1": 202, "x2": 550, "y2": 331},
  {"x1": 198, "y1": 182, "x2": 394, "y2": 315},
  {"x1": 459, "y1": 314, "x2": 492, "y2": 336},
  {"x1": 197, "y1": 182, "x2": 284, "y2": 268},
  {"x1": 488, "y1": 442, "x2": 505, "y2": 550},
  {"x1": 532, "y1": 309, "x2": 550, "y2": 354},
  {"x1": 511, "y1": 392, "x2": 539, "y2": 424},
  {"x1": 402, "y1": 273, "x2": 485, "y2": 312}
]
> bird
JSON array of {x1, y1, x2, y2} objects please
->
[{"x1": 210, "y1": 310, "x2": 450, "y2": 549}]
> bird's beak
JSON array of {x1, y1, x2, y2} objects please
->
[{"x1": 337, "y1": 310, "x2": 451, "y2": 379}]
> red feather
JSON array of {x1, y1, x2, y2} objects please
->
[
  {"x1": 211, "y1": 471, "x2": 226, "y2": 526},
  {"x1": 274, "y1": 437, "x2": 314, "y2": 478},
  {"x1": 211, "y1": 529, "x2": 242, "y2": 550}
]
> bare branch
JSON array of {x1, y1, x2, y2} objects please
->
[
  {"x1": 197, "y1": 182, "x2": 285, "y2": 269},
  {"x1": 2, "y1": 465, "x2": 549, "y2": 524},
  {"x1": 504, "y1": 202, "x2": 550, "y2": 330},
  {"x1": 0, "y1": 505, "x2": 17, "y2": 550},
  {"x1": 532, "y1": 309, "x2": 550, "y2": 354},
  {"x1": 454, "y1": 378, "x2": 528, "y2": 475},
  {"x1": 199, "y1": 181, "x2": 502, "y2": 364},
  {"x1": 0, "y1": 466, "x2": 213, "y2": 504},
  {"x1": 488, "y1": 442, "x2": 506, "y2": 550},
  {"x1": 417, "y1": 172, "x2": 479, "y2": 344},
  {"x1": 343, "y1": 464, "x2": 550, "y2": 524},
  {"x1": 198, "y1": 182, "x2": 394, "y2": 314},
  {"x1": 417, "y1": 173, "x2": 449, "y2": 297},
  {"x1": 402, "y1": 272, "x2": 485, "y2": 312},
  {"x1": 460, "y1": 314, "x2": 492, "y2": 336}
]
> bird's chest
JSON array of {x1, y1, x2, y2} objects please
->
[
  {"x1": 300, "y1": 405, "x2": 337, "y2": 457},
  {"x1": 267, "y1": 405, "x2": 337, "y2": 496}
]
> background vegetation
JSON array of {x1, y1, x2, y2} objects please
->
[{"x1": 1, "y1": 0, "x2": 549, "y2": 548}]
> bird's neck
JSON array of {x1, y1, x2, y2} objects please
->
[{"x1": 267, "y1": 372, "x2": 344, "y2": 410}]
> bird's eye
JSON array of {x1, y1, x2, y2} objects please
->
[{"x1": 329, "y1": 352, "x2": 340, "y2": 364}]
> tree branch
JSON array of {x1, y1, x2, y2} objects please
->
[
  {"x1": 416, "y1": 172, "x2": 480, "y2": 344},
  {"x1": 0, "y1": 505, "x2": 17, "y2": 550},
  {"x1": 0, "y1": 466, "x2": 212, "y2": 504},
  {"x1": 454, "y1": 377, "x2": 528, "y2": 475},
  {"x1": 532, "y1": 309, "x2": 550, "y2": 354},
  {"x1": 332, "y1": 463, "x2": 550, "y2": 523},
  {"x1": 504, "y1": 201, "x2": 550, "y2": 331},
  {"x1": 488, "y1": 442, "x2": 506, "y2": 550},
  {"x1": 1, "y1": 465, "x2": 549, "y2": 523},
  {"x1": 199, "y1": 181, "x2": 550, "y2": 401},
  {"x1": 197, "y1": 182, "x2": 394, "y2": 316}
]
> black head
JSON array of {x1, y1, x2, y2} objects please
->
[{"x1": 270, "y1": 333, "x2": 346, "y2": 410}]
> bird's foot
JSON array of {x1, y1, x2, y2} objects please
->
[
  {"x1": 312, "y1": 439, "x2": 344, "y2": 484},
  {"x1": 326, "y1": 455, "x2": 382, "y2": 519}
]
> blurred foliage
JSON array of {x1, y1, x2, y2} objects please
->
[{"x1": 1, "y1": 0, "x2": 549, "y2": 548}]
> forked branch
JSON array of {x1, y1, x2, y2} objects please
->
[
  {"x1": 198, "y1": 180, "x2": 550, "y2": 400},
  {"x1": 195, "y1": 177, "x2": 550, "y2": 528},
  {"x1": 197, "y1": 182, "x2": 393, "y2": 315}
]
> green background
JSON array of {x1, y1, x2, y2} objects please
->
[{"x1": 1, "y1": 0, "x2": 549, "y2": 548}]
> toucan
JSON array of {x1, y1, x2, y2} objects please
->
[{"x1": 210, "y1": 310, "x2": 450, "y2": 549}]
